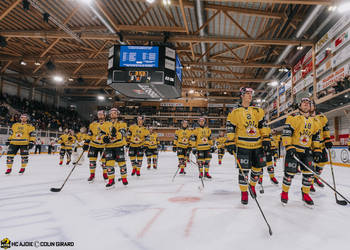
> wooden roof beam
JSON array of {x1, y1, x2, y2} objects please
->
[
  {"x1": 0, "y1": 0, "x2": 21, "y2": 21},
  {"x1": 185, "y1": 61, "x2": 288, "y2": 68},
  {"x1": 201, "y1": 0, "x2": 337, "y2": 5}
]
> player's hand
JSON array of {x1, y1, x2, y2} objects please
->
[
  {"x1": 313, "y1": 151, "x2": 322, "y2": 163},
  {"x1": 61, "y1": 142, "x2": 65, "y2": 147},
  {"x1": 103, "y1": 136, "x2": 110, "y2": 144},
  {"x1": 262, "y1": 140, "x2": 271, "y2": 152},
  {"x1": 5, "y1": 140, "x2": 10, "y2": 146},
  {"x1": 286, "y1": 147, "x2": 296, "y2": 158},
  {"x1": 192, "y1": 148, "x2": 197, "y2": 155},
  {"x1": 210, "y1": 146, "x2": 216, "y2": 153},
  {"x1": 29, "y1": 142, "x2": 34, "y2": 149},
  {"x1": 325, "y1": 140, "x2": 333, "y2": 149},
  {"x1": 225, "y1": 144, "x2": 236, "y2": 155},
  {"x1": 172, "y1": 146, "x2": 177, "y2": 152},
  {"x1": 83, "y1": 144, "x2": 89, "y2": 151},
  {"x1": 111, "y1": 127, "x2": 117, "y2": 137}
]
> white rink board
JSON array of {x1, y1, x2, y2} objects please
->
[{"x1": 0, "y1": 152, "x2": 349, "y2": 250}]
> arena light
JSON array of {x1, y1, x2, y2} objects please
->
[
  {"x1": 146, "y1": 0, "x2": 155, "y2": 3},
  {"x1": 53, "y1": 75, "x2": 63, "y2": 83},
  {"x1": 97, "y1": 95, "x2": 105, "y2": 101},
  {"x1": 189, "y1": 89, "x2": 194, "y2": 94},
  {"x1": 338, "y1": 3, "x2": 350, "y2": 13},
  {"x1": 79, "y1": 0, "x2": 94, "y2": 5},
  {"x1": 68, "y1": 78, "x2": 74, "y2": 82},
  {"x1": 224, "y1": 91, "x2": 227, "y2": 94},
  {"x1": 20, "y1": 60, "x2": 27, "y2": 66},
  {"x1": 256, "y1": 99, "x2": 261, "y2": 103},
  {"x1": 268, "y1": 81, "x2": 278, "y2": 87},
  {"x1": 108, "y1": 97, "x2": 112, "y2": 100},
  {"x1": 34, "y1": 61, "x2": 41, "y2": 66},
  {"x1": 297, "y1": 42, "x2": 303, "y2": 51},
  {"x1": 163, "y1": 0, "x2": 171, "y2": 6}
]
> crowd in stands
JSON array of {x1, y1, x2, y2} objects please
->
[{"x1": 0, "y1": 94, "x2": 87, "y2": 131}]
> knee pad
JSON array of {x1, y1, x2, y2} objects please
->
[
  {"x1": 21, "y1": 156, "x2": 28, "y2": 164},
  {"x1": 302, "y1": 173, "x2": 313, "y2": 186},
  {"x1": 283, "y1": 172, "x2": 294, "y2": 185},
  {"x1": 239, "y1": 170, "x2": 249, "y2": 185},
  {"x1": 120, "y1": 165, "x2": 127, "y2": 174},
  {"x1": 89, "y1": 161, "x2": 96, "y2": 169},
  {"x1": 7, "y1": 156, "x2": 14, "y2": 164},
  {"x1": 267, "y1": 166, "x2": 274, "y2": 174}
]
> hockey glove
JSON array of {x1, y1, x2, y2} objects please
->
[
  {"x1": 313, "y1": 151, "x2": 322, "y2": 163},
  {"x1": 29, "y1": 142, "x2": 34, "y2": 149},
  {"x1": 192, "y1": 148, "x2": 197, "y2": 155},
  {"x1": 225, "y1": 144, "x2": 236, "y2": 155},
  {"x1": 262, "y1": 140, "x2": 271, "y2": 152},
  {"x1": 286, "y1": 147, "x2": 296, "y2": 158},
  {"x1": 111, "y1": 127, "x2": 117, "y2": 137},
  {"x1": 103, "y1": 136, "x2": 110, "y2": 144},
  {"x1": 61, "y1": 142, "x2": 65, "y2": 147},
  {"x1": 210, "y1": 146, "x2": 216, "y2": 153},
  {"x1": 325, "y1": 140, "x2": 333, "y2": 149},
  {"x1": 5, "y1": 140, "x2": 10, "y2": 146},
  {"x1": 315, "y1": 166, "x2": 323, "y2": 175},
  {"x1": 172, "y1": 146, "x2": 177, "y2": 152},
  {"x1": 74, "y1": 147, "x2": 77, "y2": 152},
  {"x1": 68, "y1": 136, "x2": 72, "y2": 141},
  {"x1": 83, "y1": 144, "x2": 89, "y2": 151}
]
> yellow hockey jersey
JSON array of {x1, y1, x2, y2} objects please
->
[
  {"x1": 146, "y1": 132, "x2": 159, "y2": 149},
  {"x1": 313, "y1": 114, "x2": 331, "y2": 149},
  {"x1": 58, "y1": 134, "x2": 76, "y2": 150},
  {"x1": 226, "y1": 106, "x2": 269, "y2": 149},
  {"x1": 102, "y1": 120, "x2": 128, "y2": 148},
  {"x1": 272, "y1": 134, "x2": 281, "y2": 150},
  {"x1": 8, "y1": 122, "x2": 35, "y2": 145},
  {"x1": 191, "y1": 126, "x2": 213, "y2": 150},
  {"x1": 127, "y1": 124, "x2": 150, "y2": 147},
  {"x1": 75, "y1": 132, "x2": 89, "y2": 148},
  {"x1": 87, "y1": 121, "x2": 108, "y2": 148},
  {"x1": 216, "y1": 136, "x2": 226, "y2": 149},
  {"x1": 282, "y1": 113, "x2": 321, "y2": 152},
  {"x1": 173, "y1": 128, "x2": 192, "y2": 149}
]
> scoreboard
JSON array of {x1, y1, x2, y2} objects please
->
[{"x1": 107, "y1": 45, "x2": 182, "y2": 100}]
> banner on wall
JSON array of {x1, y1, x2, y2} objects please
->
[
  {"x1": 316, "y1": 59, "x2": 332, "y2": 78},
  {"x1": 160, "y1": 103, "x2": 184, "y2": 107},
  {"x1": 208, "y1": 103, "x2": 223, "y2": 107},
  {"x1": 332, "y1": 42, "x2": 350, "y2": 68},
  {"x1": 329, "y1": 147, "x2": 350, "y2": 166},
  {"x1": 333, "y1": 27, "x2": 350, "y2": 52}
]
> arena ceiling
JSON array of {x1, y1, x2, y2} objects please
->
[{"x1": 0, "y1": 0, "x2": 340, "y2": 101}]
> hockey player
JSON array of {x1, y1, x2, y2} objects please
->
[
  {"x1": 5, "y1": 114, "x2": 35, "y2": 175},
  {"x1": 226, "y1": 87, "x2": 270, "y2": 205},
  {"x1": 173, "y1": 120, "x2": 192, "y2": 174},
  {"x1": 127, "y1": 115, "x2": 150, "y2": 176},
  {"x1": 258, "y1": 127, "x2": 279, "y2": 185},
  {"x1": 145, "y1": 127, "x2": 159, "y2": 169},
  {"x1": 191, "y1": 117, "x2": 215, "y2": 179},
  {"x1": 216, "y1": 131, "x2": 226, "y2": 165},
  {"x1": 281, "y1": 98, "x2": 322, "y2": 206},
  {"x1": 102, "y1": 108, "x2": 128, "y2": 188},
  {"x1": 58, "y1": 129, "x2": 76, "y2": 165},
  {"x1": 83, "y1": 110, "x2": 108, "y2": 182},
  {"x1": 271, "y1": 129, "x2": 281, "y2": 160},
  {"x1": 310, "y1": 100, "x2": 332, "y2": 191},
  {"x1": 73, "y1": 127, "x2": 88, "y2": 165}
]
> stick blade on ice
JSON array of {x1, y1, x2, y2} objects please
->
[
  {"x1": 336, "y1": 199, "x2": 348, "y2": 206},
  {"x1": 50, "y1": 187, "x2": 62, "y2": 192}
]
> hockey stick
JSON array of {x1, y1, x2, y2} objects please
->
[
  {"x1": 189, "y1": 158, "x2": 205, "y2": 189},
  {"x1": 259, "y1": 173, "x2": 265, "y2": 194},
  {"x1": 172, "y1": 167, "x2": 180, "y2": 182},
  {"x1": 50, "y1": 150, "x2": 85, "y2": 192},
  {"x1": 293, "y1": 155, "x2": 350, "y2": 204},
  {"x1": 327, "y1": 149, "x2": 347, "y2": 205},
  {"x1": 232, "y1": 151, "x2": 273, "y2": 236}
]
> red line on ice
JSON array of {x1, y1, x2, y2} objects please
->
[{"x1": 137, "y1": 208, "x2": 165, "y2": 238}]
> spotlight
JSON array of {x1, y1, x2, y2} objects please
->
[
  {"x1": 97, "y1": 95, "x2": 105, "y2": 101},
  {"x1": 146, "y1": 0, "x2": 155, "y2": 3},
  {"x1": 297, "y1": 42, "x2": 303, "y2": 51},
  {"x1": 53, "y1": 75, "x2": 63, "y2": 82},
  {"x1": 20, "y1": 60, "x2": 27, "y2": 66},
  {"x1": 68, "y1": 78, "x2": 74, "y2": 82},
  {"x1": 186, "y1": 66, "x2": 191, "y2": 70},
  {"x1": 328, "y1": 6, "x2": 337, "y2": 12},
  {"x1": 34, "y1": 61, "x2": 41, "y2": 66},
  {"x1": 189, "y1": 89, "x2": 194, "y2": 94},
  {"x1": 163, "y1": 0, "x2": 171, "y2": 5},
  {"x1": 224, "y1": 92, "x2": 227, "y2": 94},
  {"x1": 191, "y1": 80, "x2": 195, "y2": 84},
  {"x1": 268, "y1": 81, "x2": 278, "y2": 87},
  {"x1": 108, "y1": 97, "x2": 113, "y2": 100},
  {"x1": 338, "y1": 3, "x2": 350, "y2": 13}
]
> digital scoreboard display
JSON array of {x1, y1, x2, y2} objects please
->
[
  {"x1": 119, "y1": 46, "x2": 159, "y2": 68},
  {"x1": 175, "y1": 54, "x2": 182, "y2": 82}
]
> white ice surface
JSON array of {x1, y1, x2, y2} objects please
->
[{"x1": 0, "y1": 152, "x2": 349, "y2": 250}]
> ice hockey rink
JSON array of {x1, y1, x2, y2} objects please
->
[{"x1": 0, "y1": 151, "x2": 349, "y2": 250}]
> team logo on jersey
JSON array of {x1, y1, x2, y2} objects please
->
[
  {"x1": 15, "y1": 133, "x2": 22, "y2": 138},
  {"x1": 134, "y1": 136, "x2": 140, "y2": 142},
  {"x1": 182, "y1": 138, "x2": 188, "y2": 143},
  {"x1": 201, "y1": 137, "x2": 208, "y2": 143},
  {"x1": 299, "y1": 135, "x2": 309, "y2": 145},
  {"x1": 246, "y1": 126, "x2": 257, "y2": 136}
]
